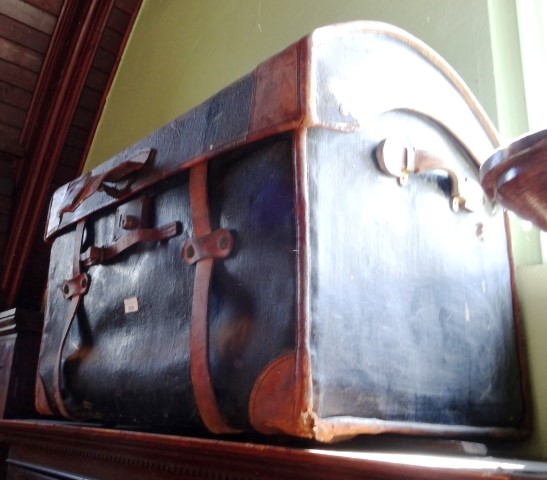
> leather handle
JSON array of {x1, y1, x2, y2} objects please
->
[
  {"x1": 80, "y1": 221, "x2": 182, "y2": 268},
  {"x1": 58, "y1": 149, "x2": 154, "y2": 218},
  {"x1": 376, "y1": 137, "x2": 484, "y2": 212}
]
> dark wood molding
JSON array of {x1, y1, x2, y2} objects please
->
[
  {"x1": 2, "y1": 420, "x2": 543, "y2": 480},
  {"x1": 19, "y1": 2, "x2": 87, "y2": 154},
  {"x1": 78, "y1": 0, "x2": 142, "y2": 175},
  {"x1": 0, "y1": 0, "x2": 117, "y2": 309},
  {"x1": 0, "y1": 309, "x2": 43, "y2": 420}
]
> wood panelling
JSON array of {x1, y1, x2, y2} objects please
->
[
  {"x1": 85, "y1": 68, "x2": 110, "y2": 92},
  {"x1": 100, "y1": 27, "x2": 124, "y2": 54},
  {"x1": 52, "y1": 161, "x2": 79, "y2": 186},
  {"x1": 108, "y1": 7, "x2": 131, "y2": 32},
  {"x1": 92, "y1": 48, "x2": 117, "y2": 73},
  {"x1": 0, "y1": 37, "x2": 44, "y2": 73},
  {"x1": 0, "y1": 175, "x2": 13, "y2": 198},
  {"x1": 0, "y1": 81, "x2": 32, "y2": 110},
  {"x1": 0, "y1": 216, "x2": 8, "y2": 233},
  {"x1": 0, "y1": 103, "x2": 26, "y2": 130},
  {"x1": 0, "y1": 0, "x2": 59, "y2": 202},
  {"x1": 0, "y1": 157, "x2": 13, "y2": 267},
  {"x1": 64, "y1": 125, "x2": 89, "y2": 149},
  {"x1": 0, "y1": 196, "x2": 11, "y2": 216},
  {"x1": 58, "y1": 144, "x2": 83, "y2": 165},
  {"x1": 0, "y1": 14, "x2": 51, "y2": 54},
  {"x1": 116, "y1": 0, "x2": 138, "y2": 15},
  {"x1": 0, "y1": 0, "x2": 142, "y2": 310},
  {"x1": 3, "y1": 0, "x2": 120, "y2": 308},
  {"x1": 0, "y1": 124, "x2": 23, "y2": 156},
  {"x1": 0, "y1": 0, "x2": 57, "y2": 34},
  {"x1": 72, "y1": 107, "x2": 96, "y2": 131},
  {"x1": 78, "y1": 87, "x2": 102, "y2": 111},
  {"x1": 75, "y1": 0, "x2": 141, "y2": 170},
  {"x1": 0, "y1": 59, "x2": 38, "y2": 92},
  {"x1": 23, "y1": 0, "x2": 64, "y2": 16}
]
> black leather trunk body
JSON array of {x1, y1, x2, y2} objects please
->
[
  {"x1": 38, "y1": 22, "x2": 527, "y2": 441},
  {"x1": 307, "y1": 124, "x2": 521, "y2": 428},
  {"x1": 40, "y1": 138, "x2": 297, "y2": 428}
]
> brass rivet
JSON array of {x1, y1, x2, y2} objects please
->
[{"x1": 62, "y1": 284, "x2": 70, "y2": 294}]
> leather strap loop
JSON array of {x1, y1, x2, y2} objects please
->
[
  {"x1": 61, "y1": 273, "x2": 89, "y2": 299},
  {"x1": 188, "y1": 163, "x2": 239, "y2": 434},
  {"x1": 53, "y1": 220, "x2": 86, "y2": 419},
  {"x1": 182, "y1": 229, "x2": 233, "y2": 265},
  {"x1": 81, "y1": 221, "x2": 181, "y2": 268},
  {"x1": 58, "y1": 149, "x2": 153, "y2": 219},
  {"x1": 53, "y1": 214, "x2": 181, "y2": 418}
]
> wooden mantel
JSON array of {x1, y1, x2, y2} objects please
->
[{"x1": 0, "y1": 420, "x2": 546, "y2": 479}]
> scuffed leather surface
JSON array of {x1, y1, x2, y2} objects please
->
[
  {"x1": 38, "y1": 138, "x2": 296, "y2": 428},
  {"x1": 306, "y1": 118, "x2": 523, "y2": 427},
  {"x1": 208, "y1": 139, "x2": 297, "y2": 426},
  {"x1": 38, "y1": 22, "x2": 526, "y2": 438},
  {"x1": 47, "y1": 73, "x2": 257, "y2": 240}
]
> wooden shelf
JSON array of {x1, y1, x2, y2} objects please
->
[{"x1": 1, "y1": 420, "x2": 546, "y2": 479}]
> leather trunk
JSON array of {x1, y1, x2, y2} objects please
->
[{"x1": 36, "y1": 22, "x2": 528, "y2": 442}]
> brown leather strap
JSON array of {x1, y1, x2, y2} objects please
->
[
  {"x1": 182, "y1": 229, "x2": 233, "y2": 265},
  {"x1": 53, "y1": 220, "x2": 88, "y2": 419},
  {"x1": 188, "y1": 163, "x2": 239, "y2": 434},
  {"x1": 80, "y1": 221, "x2": 181, "y2": 268},
  {"x1": 59, "y1": 149, "x2": 153, "y2": 218}
]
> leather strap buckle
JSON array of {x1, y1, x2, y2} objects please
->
[
  {"x1": 81, "y1": 222, "x2": 182, "y2": 268},
  {"x1": 80, "y1": 246, "x2": 104, "y2": 269}
]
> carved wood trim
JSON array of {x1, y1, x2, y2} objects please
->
[
  {"x1": 18, "y1": 1, "x2": 116, "y2": 177},
  {"x1": 0, "y1": 0, "x2": 117, "y2": 309},
  {"x1": 0, "y1": 420, "x2": 535, "y2": 480},
  {"x1": 77, "y1": 1, "x2": 143, "y2": 176}
]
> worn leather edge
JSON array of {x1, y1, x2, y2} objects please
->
[
  {"x1": 292, "y1": 126, "x2": 314, "y2": 433},
  {"x1": 247, "y1": 352, "x2": 527, "y2": 443},
  {"x1": 248, "y1": 352, "x2": 314, "y2": 439},
  {"x1": 35, "y1": 374, "x2": 54, "y2": 416},
  {"x1": 47, "y1": 21, "x2": 501, "y2": 242},
  {"x1": 247, "y1": 128, "x2": 314, "y2": 440},
  {"x1": 249, "y1": 41, "x2": 301, "y2": 133},
  {"x1": 308, "y1": 21, "x2": 500, "y2": 151},
  {"x1": 45, "y1": 38, "x2": 308, "y2": 242},
  {"x1": 309, "y1": 416, "x2": 530, "y2": 444}
]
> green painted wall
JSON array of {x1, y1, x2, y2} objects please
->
[
  {"x1": 84, "y1": 0, "x2": 546, "y2": 460},
  {"x1": 511, "y1": 266, "x2": 547, "y2": 460},
  {"x1": 487, "y1": 0, "x2": 543, "y2": 267},
  {"x1": 85, "y1": 0, "x2": 496, "y2": 169},
  {"x1": 488, "y1": 1, "x2": 547, "y2": 460}
]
